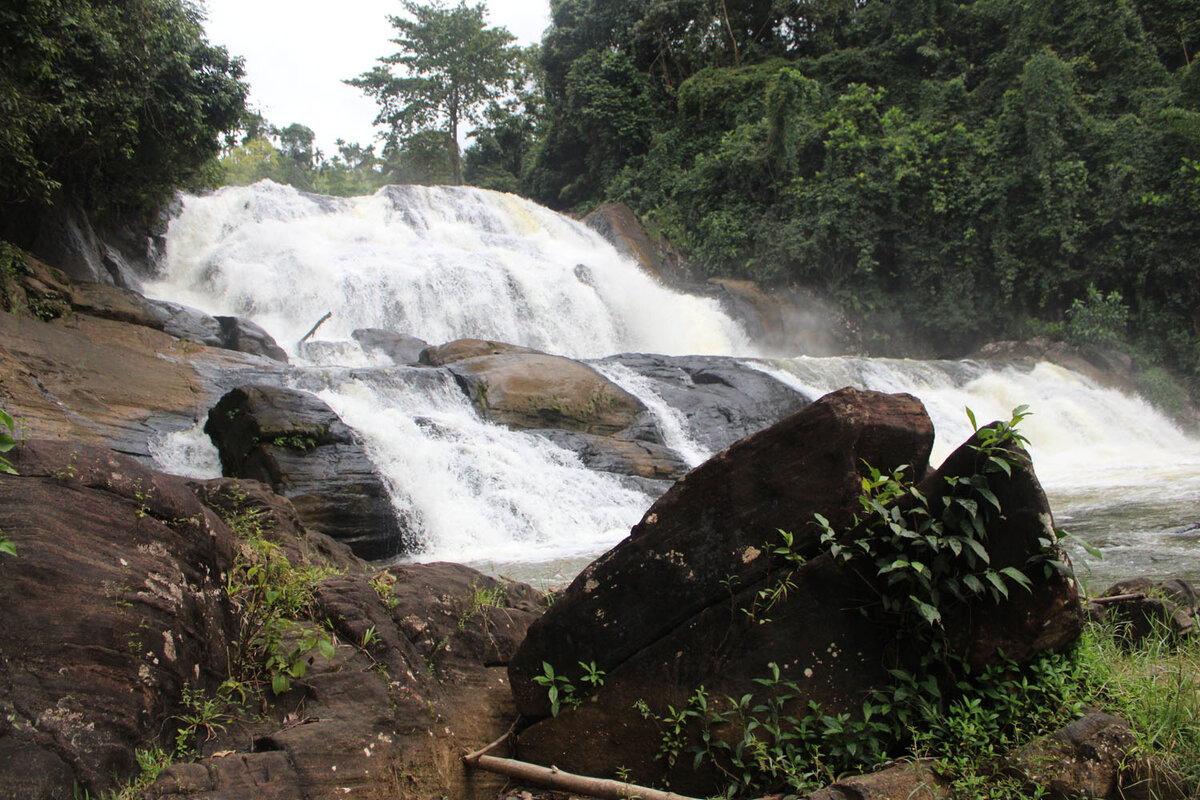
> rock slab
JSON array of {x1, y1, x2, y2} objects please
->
[{"x1": 204, "y1": 385, "x2": 406, "y2": 560}]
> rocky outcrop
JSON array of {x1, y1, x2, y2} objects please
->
[
  {"x1": 508, "y1": 389, "x2": 1083, "y2": 794},
  {"x1": 204, "y1": 385, "x2": 406, "y2": 560},
  {"x1": 805, "y1": 762, "x2": 949, "y2": 800},
  {"x1": 971, "y1": 338, "x2": 1136, "y2": 394},
  {"x1": 1087, "y1": 578, "x2": 1198, "y2": 641},
  {"x1": 0, "y1": 441, "x2": 238, "y2": 798},
  {"x1": 596, "y1": 353, "x2": 808, "y2": 453},
  {"x1": 70, "y1": 282, "x2": 288, "y2": 363},
  {"x1": 447, "y1": 351, "x2": 648, "y2": 436},
  {"x1": 1006, "y1": 713, "x2": 1188, "y2": 800},
  {"x1": 0, "y1": 441, "x2": 542, "y2": 800},
  {"x1": 352, "y1": 328, "x2": 428, "y2": 365},
  {"x1": 420, "y1": 338, "x2": 539, "y2": 366},
  {"x1": 535, "y1": 429, "x2": 688, "y2": 481},
  {"x1": 582, "y1": 203, "x2": 689, "y2": 287}
]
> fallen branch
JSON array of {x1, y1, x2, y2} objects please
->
[
  {"x1": 464, "y1": 752, "x2": 703, "y2": 800},
  {"x1": 297, "y1": 311, "x2": 332, "y2": 351},
  {"x1": 1090, "y1": 593, "x2": 1147, "y2": 605}
]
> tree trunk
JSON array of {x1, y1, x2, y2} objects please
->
[{"x1": 449, "y1": 106, "x2": 463, "y2": 185}]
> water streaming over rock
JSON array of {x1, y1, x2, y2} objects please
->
[{"x1": 148, "y1": 181, "x2": 1200, "y2": 588}]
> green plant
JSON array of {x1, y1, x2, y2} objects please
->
[
  {"x1": 371, "y1": 571, "x2": 399, "y2": 610},
  {"x1": 77, "y1": 744, "x2": 174, "y2": 800},
  {"x1": 533, "y1": 661, "x2": 574, "y2": 717},
  {"x1": 455, "y1": 580, "x2": 507, "y2": 629},
  {"x1": 1065, "y1": 285, "x2": 1130, "y2": 350},
  {"x1": 1, "y1": 408, "x2": 19, "y2": 558},
  {"x1": 173, "y1": 682, "x2": 233, "y2": 755},
  {"x1": 215, "y1": 489, "x2": 340, "y2": 697},
  {"x1": 532, "y1": 660, "x2": 607, "y2": 717},
  {"x1": 268, "y1": 433, "x2": 319, "y2": 451}
]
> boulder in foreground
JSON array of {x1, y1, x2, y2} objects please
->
[{"x1": 509, "y1": 389, "x2": 1083, "y2": 794}]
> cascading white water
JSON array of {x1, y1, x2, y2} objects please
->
[
  {"x1": 151, "y1": 181, "x2": 752, "y2": 358},
  {"x1": 148, "y1": 180, "x2": 1200, "y2": 588},
  {"x1": 757, "y1": 356, "x2": 1200, "y2": 586}
]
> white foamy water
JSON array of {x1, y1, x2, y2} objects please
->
[
  {"x1": 147, "y1": 181, "x2": 1200, "y2": 588},
  {"x1": 149, "y1": 181, "x2": 751, "y2": 359},
  {"x1": 592, "y1": 361, "x2": 713, "y2": 468},
  {"x1": 757, "y1": 356, "x2": 1200, "y2": 586}
]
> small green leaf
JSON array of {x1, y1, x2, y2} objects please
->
[
  {"x1": 1000, "y1": 566, "x2": 1032, "y2": 591},
  {"x1": 964, "y1": 537, "x2": 991, "y2": 564},
  {"x1": 272, "y1": 674, "x2": 291, "y2": 695},
  {"x1": 318, "y1": 637, "x2": 335, "y2": 659}
]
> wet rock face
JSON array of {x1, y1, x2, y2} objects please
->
[
  {"x1": 351, "y1": 328, "x2": 428, "y2": 365},
  {"x1": 0, "y1": 441, "x2": 545, "y2": 800},
  {"x1": 446, "y1": 352, "x2": 648, "y2": 436},
  {"x1": 596, "y1": 353, "x2": 809, "y2": 453},
  {"x1": 204, "y1": 385, "x2": 406, "y2": 560},
  {"x1": 507, "y1": 389, "x2": 1083, "y2": 794},
  {"x1": 0, "y1": 441, "x2": 238, "y2": 799}
]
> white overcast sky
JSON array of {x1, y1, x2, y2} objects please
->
[{"x1": 200, "y1": 0, "x2": 552, "y2": 154}]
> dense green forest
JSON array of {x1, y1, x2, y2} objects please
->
[
  {"x1": 470, "y1": 0, "x2": 1200, "y2": 386},
  {"x1": 3, "y1": 0, "x2": 1198, "y2": 403},
  {"x1": 0, "y1": 0, "x2": 246, "y2": 231}
]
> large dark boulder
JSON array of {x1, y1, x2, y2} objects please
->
[
  {"x1": 508, "y1": 389, "x2": 1083, "y2": 794},
  {"x1": 204, "y1": 385, "x2": 406, "y2": 560}
]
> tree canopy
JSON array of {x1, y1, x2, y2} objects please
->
[
  {"x1": 0, "y1": 0, "x2": 247, "y2": 231},
  {"x1": 463, "y1": 0, "x2": 1200, "y2": 404},
  {"x1": 348, "y1": 0, "x2": 520, "y2": 184}
]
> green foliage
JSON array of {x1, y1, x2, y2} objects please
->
[
  {"x1": 216, "y1": 490, "x2": 339, "y2": 698},
  {"x1": 1065, "y1": 285, "x2": 1130, "y2": 349},
  {"x1": 0, "y1": 0, "x2": 247, "y2": 220},
  {"x1": 533, "y1": 659, "x2": 605, "y2": 717},
  {"x1": 348, "y1": 0, "x2": 521, "y2": 185},
  {"x1": 521, "y1": 0, "x2": 1200, "y2": 388},
  {"x1": 1, "y1": 407, "x2": 19, "y2": 558},
  {"x1": 455, "y1": 580, "x2": 507, "y2": 629},
  {"x1": 81, "y1": 744, "x2": 173, "y2": 800},
  {"x1": 1079, "y1": 617, "x2": 1200, "y2": 789}
]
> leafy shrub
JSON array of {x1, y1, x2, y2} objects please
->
[{"x1": 1064, "y1": 285, "x2": 1130, "y2": 349}]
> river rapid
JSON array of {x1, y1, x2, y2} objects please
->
[{"x1": 145, "y1": 181, "x2": 1200, "y2": 591}]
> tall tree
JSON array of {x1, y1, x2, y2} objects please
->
[{"x1": 348, "y1": 0, "x2": 520, "y2": 184}]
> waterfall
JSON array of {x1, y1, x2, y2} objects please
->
[
  {"x1": 149, "y1": 181, "x2": 1200, "y2": 588},
  {"x1": 151, "y1": 181, "x2": 751, "y2": 358}
]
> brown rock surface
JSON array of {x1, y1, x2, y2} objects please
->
[
  {"x1": 0, "y1": 441, "x2": 543, "y2": 800},
  {"x1": 447, "y1": 352, "x2": 647, "y2": 436},
  {"x1": 0, "y1": 440, "x2": 237, "y2": 798},
  {"x1": 420, "y1": 338, "x2": 539, "y2": 366}
]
